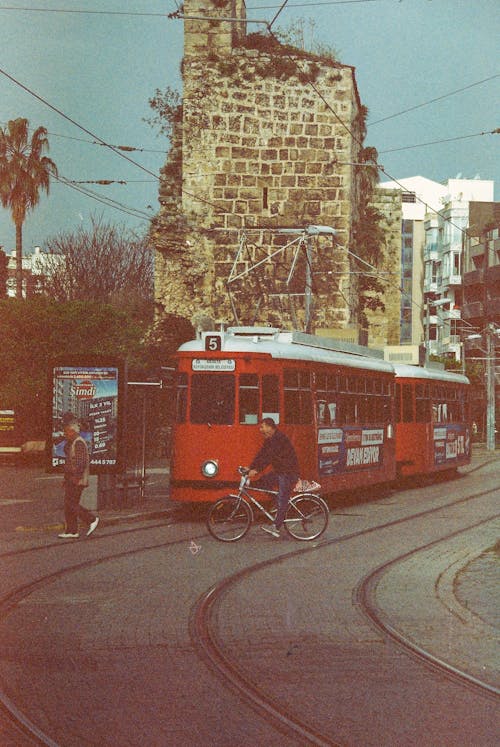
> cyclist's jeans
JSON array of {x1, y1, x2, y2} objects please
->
[{"x1": 255, "y1": 472, "x2": 298, "y2": 529}]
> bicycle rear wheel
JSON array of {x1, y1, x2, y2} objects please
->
[
  {"x1": 284, "y1": 493, "x2": 328, "y2": 540},
  {"x1": 207, "y1": 495, "x2": 252, "y2": 541}
]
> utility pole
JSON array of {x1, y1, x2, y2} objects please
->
[
  {"x1": 485, "y1": 322, "x2": 496, "y2": 451},
  {"x1": 305, "y1": 234, "x2": 313, "y2": 334}
]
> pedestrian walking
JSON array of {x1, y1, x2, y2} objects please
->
[
  {"x1": 246, "y1": 417, "x2": 299, "y2": 538},
  {"x1": 58, "y1": 419, "x2": 99, "y2": 539}
]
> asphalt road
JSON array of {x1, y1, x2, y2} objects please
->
[{"x1": 0, "y1": 451, "x2": 498, "y2": 746}]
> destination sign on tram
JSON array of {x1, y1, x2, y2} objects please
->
[{"x1": 192, "y1": 359, "x2": 235, "y2": 372}]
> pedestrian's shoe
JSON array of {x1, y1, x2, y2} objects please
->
[
  {"x1": 261, "y1": 524, "x2": 281, "y2": 538},
  {"x1": 86, "y1": 517, "x2": 99, "y2": 537},
  {"x1": 58, "y1": 532, "x2": 79, "y2": 539}
]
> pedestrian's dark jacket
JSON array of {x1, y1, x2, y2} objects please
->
[
  {"x1": 250, "y1": 429, "x2": 299, "y2": 475},
  {"x1": 64, "y1": 436, "x2": 90, "y2": 486}
]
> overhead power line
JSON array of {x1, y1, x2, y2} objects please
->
[
  {"x1": 54, "y1": 174, "x2": 153, "y2": 222},
  {"x1": 379, "y1": 128, "x2": 500, "y2": 154},
  {"x1": 0, "y1": 66, "x2": 160, "y2": 181},
  {"x1": 0, "y1": 0, "x2": 385, "y2": 11},
  {"x1": 369, "y1": 74, "x2": 500, "y2": 126},
  {"x1": 0, "y1": 119, "x2": 168, "y2": 153},
  {"x1": 0, "y1": 5, "x2": 170, "y2": 16}
]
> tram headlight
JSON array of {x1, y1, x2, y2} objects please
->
[{"x1": 201, "y1": 459, "x2": 219, "y2": 478}]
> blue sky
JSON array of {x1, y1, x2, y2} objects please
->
[{"x1": 0, "y1": 0, "x2": 498, "y2": 253}]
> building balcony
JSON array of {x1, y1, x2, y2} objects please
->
[
  {"x1": 463, "y1": 269, "x2": 484, "y2": 286},
  {"x1": 443, "y1": 334, "x2": 462, "y2": 346},
  {"x1": 489, "y1": 264, "x2": 500, "y2": 283},
  {"x1": 462, "y1": 301, "x2": 484, "y2": 320},
  {"x1": 441, "y1": 272, "x2": 462, "y2": 287},
  {"x1": 424, "y1": 280, "x2": 439, "y2": 293},
  {"x1": 487, "y1": 297, "x2": 500, "y2": 318},
  {"x1": 424, "y1": 249, "x2": 439, "y2": 262},
  {"x1": 441, "y1": 308, "x2": 462, "y2": 321}
]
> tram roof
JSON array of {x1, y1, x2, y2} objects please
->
[
  {"x1": 393, "y1": 363, "x2": 469, "y2": 385},
  {"x1": 178, "y1": 328, "x2": 395, "y2": 374}
]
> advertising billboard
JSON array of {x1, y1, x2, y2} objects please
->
[{"x1": 50, "y1": 359, "x2": 124, "y2": 472}]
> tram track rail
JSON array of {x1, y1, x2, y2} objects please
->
[
  {"x1": 191, "y1": 484, "x2": 499, "y2": 746},
  {"x1": 356, "y1": 514, "x2": 500, "y2": 700},
  {"x1": 0, "y1": 481, "x2": 498, "y2": 745}
]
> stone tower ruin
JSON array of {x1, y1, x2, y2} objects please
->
[{"x1": 151, "y1": 0, "x2": 366, "y2": 333}]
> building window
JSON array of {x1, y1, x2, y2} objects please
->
[{"x1": 402, "y1": 192, "x2": 416, "y2": 203}]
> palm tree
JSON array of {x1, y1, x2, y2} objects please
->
[{"x1": 0, "y1": 118, "x2": 58, "y2": 298}]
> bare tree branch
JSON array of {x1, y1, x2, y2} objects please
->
[{"x1": 41, "y1": 216, "x2": 153, "y2": 305}]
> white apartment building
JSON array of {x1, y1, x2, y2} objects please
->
[
  {"x1": 5, "y1": 246, "x2": 64, "y2": 297},
  {"x1": 379, "y1": 176, "x2": 448, "y2": 351},
  {"x1": 423, "y1": 178, "x2": 494, "y2": 362},
  {"x1": 379, "y1": 175, "x2": 494, "y2": 364}
]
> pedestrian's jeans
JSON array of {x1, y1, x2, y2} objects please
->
[
  {"x1": 254, "y1": 472, "x2": 298, "y2": 529},
  {"x1": 64, "y1": 479, "x2": 95, "y2": 534}
]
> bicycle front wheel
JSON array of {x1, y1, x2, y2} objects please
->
[
  {"x1": 284, "y1": 493, "x2": 329, "y2": 541},
  {"x1": 207, "y1": 495, "x2": 252, "y2": 541}
]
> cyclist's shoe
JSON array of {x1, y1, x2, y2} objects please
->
[{"x1": 261, "y1": 524, "x2": 281, "y2": 538}]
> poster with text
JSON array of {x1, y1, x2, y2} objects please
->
[{"x1": 50, "y1": 361, "x2": 124, "y2": 472}]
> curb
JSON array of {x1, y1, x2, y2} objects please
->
[{"x1": 14, "y1": 507, "x2": 174, "y2": 534}]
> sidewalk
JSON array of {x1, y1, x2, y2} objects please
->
[{"x1": 0, "y1": 463, "x2": 174, "y2": 549}]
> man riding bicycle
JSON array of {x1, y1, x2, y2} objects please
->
[{"x1": 246, "y1": 417, "x2": 300, "y2": 538}]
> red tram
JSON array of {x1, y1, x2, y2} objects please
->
[
  {"x1": 394, "y1": 363, "x2": 471, "y2": 476},
  {"x1": 169, "y1": 327, "x2": 471, "y2": 503}
]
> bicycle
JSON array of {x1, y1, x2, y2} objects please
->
[{"x1": 207, "y1": 467, "x2": 329, "y2": 542}]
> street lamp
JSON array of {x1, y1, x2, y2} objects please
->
[{"x1": 465, "y1": 323, "x2": 498, "y2": 451}]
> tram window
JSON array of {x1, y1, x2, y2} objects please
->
[
  {"x1": 190, "y1": 373, "x2": 235, "y2": 425},
  {"x1": 284, "y1": 367, "x2": 313, "y2": 424},
  {"x1": 365, "y1": 396, "x2": 384, "y2": 424},
  {"x1": 402, "y1": 384, "x2": 414, "y2": 422},
  {"x1": 343, "y1": 394, "x2": 357, "y2": 424},
  {"x1": 317, "y1": 399, "x2": 329, "y2": 425},
  {"x1": 285, "y1": 390, "x2": 313, "y2": 424},
  {"x1": 458, "y1": 391, "x2": 466, "y2": 420},
  {"x1": 284, "y1": 369, "x2": 299, "y2": 388},
  {"x1": 415, "y1": 384, "x2": 430, "y2": 422},
  {"x1": 299, "y1": 371, "x2": 311, "y2": 388},
  {"x1": 262, "y1": 374, "x2": 280, "y2": 416},
  {"x1": 239, "y1": 374, "x2": 259, "y2": 424},
  {"x1": 327, "y1": 374, "x2": 337, "y2": 392},
  {"x1": 317, "y1": 395, "x2": 338, "y2": 425},
  {"x1": 175, "y1": 373, "x2": 188, "y2": 422},
  {"x1": 315, "y1": 372, "x2": 328, "y2": 392},
  {"x1": 395, "y1": 384, "x2": 402, "y2": 422}
]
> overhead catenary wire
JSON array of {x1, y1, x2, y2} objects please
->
[
  {"x1": 1, "y1": 10, "x2": 496, "y2": 242},
  {"x1": 0, "y1": 67, "x2": 160, "y2": 181},
  {"x1": 368, "y1": 74, "x2": 500, "y2": 127},
  {"x1": 53, "y1": 174, "x2": 154, "y2": 223},
  {"x1": 379, "y1": 129, "x2": 500, "y2": 155},
  {"x1": 0, "y1": 5, "x2": 171, "y2": 17},
  {"x1": 0, "y1": 0, "x2": 386, "y2": 12}
]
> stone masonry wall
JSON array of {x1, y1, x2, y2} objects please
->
[
  {"x1": 364, "y1": 188, "x2": 403, "y2": 348},
  {"x1": 152, "y1": 0, "x2": 364, "y2": 332}
]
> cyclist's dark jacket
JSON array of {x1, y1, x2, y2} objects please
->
[{"x1": 250, "y1": 429, "x2": 299, "y2": 475}]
